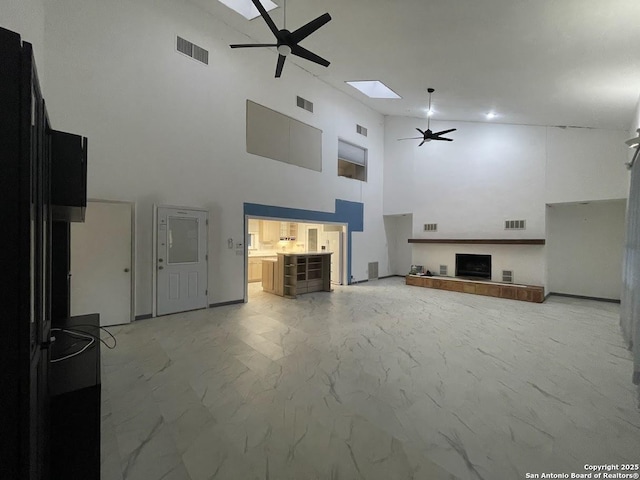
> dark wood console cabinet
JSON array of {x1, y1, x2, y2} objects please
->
[
  {"x1": 51, "y1": 130, "x2": 88, "y2": 222},
  {"x1": 1, "y1": 26, "x2": 93, "y2": 479},
  {"x1": 50, "y1": 314, "x2": 101, "y2": 480}
]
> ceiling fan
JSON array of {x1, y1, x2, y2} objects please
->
[
  {"x1": 398, "y1": 88, "x2": 456, "y2": 145},
  {"x1": 229, "y1": 0, "x2": 331, "y2": 78}
]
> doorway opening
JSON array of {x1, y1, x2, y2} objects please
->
[{"x1": 245, "y1": 217, "x2": 347, "y2": 301}]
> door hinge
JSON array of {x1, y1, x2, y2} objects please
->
[
  {"x1": 206, "y1": 219, "x2": 208, "y2": 226},
  {"x1": 205, "y1": 254, "x2": 208, "y2": 260},
  {"x1": 205, "y1": 289, "x2": 208, "y2": 295}
]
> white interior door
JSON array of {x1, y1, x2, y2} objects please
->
[
  {"x1": 71, "y1": 201, "x2": 133, "y2": 326},
  {"x1": 326, "y1": 230, "x2": 344, "y2": 285},
  {"x1": 156, "y1": 206, "x2": 208, "y2": 316}
]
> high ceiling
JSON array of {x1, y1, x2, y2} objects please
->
[{"x1": 193, "y1": 0, "x2": 640, "y2": 130}]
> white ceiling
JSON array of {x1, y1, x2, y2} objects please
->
[{"x1": 193, "y1": 0, "x2": 640, "y2": 130}]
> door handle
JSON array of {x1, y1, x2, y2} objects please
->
[
  {"x1": 158, "y1": 266, "x2": 164, "y2": 270},
  {"x1": 124, "y1": 268, "x2": 130, "y2": 272}
]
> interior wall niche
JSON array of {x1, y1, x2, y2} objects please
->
[
  {"x1": 246, "y1": 100, "x2": 322, "y2": 172},
  {"x1": 546, "y1": 200, "x2": 626, "y2": 300}
]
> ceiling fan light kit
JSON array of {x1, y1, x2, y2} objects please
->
[
  {"x1": 625, "y1": 128, "x2": 640, "y2": 170},
  {"x1": 397, "y1": 88, "x2": 457, "y2": 145},
  {"x1": 230, "y1": 0, "x2": 331, "y2": 78}
]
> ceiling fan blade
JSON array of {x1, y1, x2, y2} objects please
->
[
  {"x1": 416, "y1": 128, "x2": 425, "y2": 135},
  {"x1": 432, "y1": 137, "x2": 454, "y2": 141},
  {"x1": 290, "y1": 44, "x2": 330, "y2": 67},
  {"x1": 250, "y1": 0, "x2": 280, "y2": 37},
  {"x1": 230, "y1": 43, "x2": 278, "y2": 48},
  {"x1": 433, "y1": 128, "x2": 457, "y2": 136},
  {"x1": 275, "y1": 54, "x2": 286, "y2": 78},
  {"x1": 290, "y1": 13, "x2": 332, "y2": 43},
  {"x1": 419, "y1": 140, "x2": 426, "y2": 146},
  {"x1": 397, "y1": 137, "x2": 424, "y2": 141}
]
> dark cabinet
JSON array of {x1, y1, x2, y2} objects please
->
[
  {"x1": 50, "y1": 314, "x2": 101, "y2": 480},
  {"x1": 1, "y1": 26, "x2": 93, "y2": 480},
  {"x1": 0, "y1": 26, "x2": 50, "y2": 479},
  {"x1": 51, "y1": 130, "x2": 88, "y2": 222},
  {"x1": 51, "y1": 222, "x2": 71, "y2": 322}
]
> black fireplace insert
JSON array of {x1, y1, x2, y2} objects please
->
[{"x1": 455, "y1": 254, "x2": 491, "y2": 279}]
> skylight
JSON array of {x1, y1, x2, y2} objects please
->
[
  {"x1": 346, "y1": 81, "x2": 401, "y2": 99},
  {"x1": 218, "y1": 0, "x2": 278, "y2": 20}
]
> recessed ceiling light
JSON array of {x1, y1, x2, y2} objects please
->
[
  {"x1": 346, "y1": 81, "x2": 401, "y2": 99},
  {"x1": 486, "y1": 112, "x2": 496, "y2": 120},
  {"x1": 218, "y1": 0, "x2": 278, "y2": 20}
]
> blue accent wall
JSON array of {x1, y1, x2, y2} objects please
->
[{"x1": 244, "y1": 199, "x2": 364, "y2": 283}]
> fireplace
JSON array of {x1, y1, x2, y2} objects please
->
[{"x1": 456, "y1": 254, "x2": 491, "y2": 279}]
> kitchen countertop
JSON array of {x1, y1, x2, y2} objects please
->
[{"x1": 276, "y1": 251, "x2": 333, "y2": 256}]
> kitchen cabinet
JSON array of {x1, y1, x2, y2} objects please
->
[
  {"x1": 248, "y1": 219, "x2": 259, "y2": 234},
  {"x1": 263, "y1": 253, "x2": 332, "y2": 298},
  {"x1": 248, "y1": 258, "x2": 262, "y2": 283},
  {"x1": 259, "y1": 221, "x2": 280, "y2": 243},
  {"x1": 279, "y1": 222, "x2": 298, "y2": 240},
  {"x1": 262, "y1": 259, "x2": 278, "y2": 293}
]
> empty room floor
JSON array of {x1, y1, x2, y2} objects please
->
[{"x1": 100, "y1": 278, "x2": 640, "y2": 480}]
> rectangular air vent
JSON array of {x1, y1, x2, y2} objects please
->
[
  {"x1": 356, "y1": 124, "x2": 368, "y2": 137},
  {"x1": 424, "y1": 223, "x2": 438, "y2": 232},
  {"x1": 505, "y1": 219, "x2": 526, "y2": 230},
  {"x1": 439, "y1": 265, "x2": 448, "y2": 276},
  {"x1": 296, "y1": 96, "x2": 313, "y2": 113},
  {"x1": 368, "y1": 262, "x2": 379, "y2": 280},
  {"x1": 502, "y1": 270, "x2": 513, "y2": 283},
  {"x1": 176, "y1": 36, "x2": 209, "y2": 65}
]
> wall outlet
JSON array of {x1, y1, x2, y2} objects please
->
[{"x1": 227, "y1": 238, "x2": 233, "y2": 249}]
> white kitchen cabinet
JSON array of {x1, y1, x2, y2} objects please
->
[
  {"x1": 248, "y1": 218, "x2": 259, "y2": 234},
  {"x1": 248, "y1": 258, "x2": 262, "y2": 282},
  {"x1": 259, "y1": 221, "x2": 280, "y2": 243}
]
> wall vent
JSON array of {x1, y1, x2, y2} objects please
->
[
  {"x1": 439, "y1": 265, "x2": 448, "y2": 276},
  {"x1": 505, "y1": 219, "x2": 526, "y2": 230},
  {"x1": 368, "y1": 262, "x2": 379, "y2": 280},
  {"x1": 176, "y1": 36, "x2": 209, "y2": 65},
  {"x1": 502, "y1": 270, "x2": 513, "y2": 283},
  {"x1": 424, "y1": 223, "x2": 438, "y2": 232},
  {"x1": 356, "y1": 124, "x2": 368, "y2": 137},
  {"x1": 296, "y1": 96, "x2": 314, "y2": 113}
]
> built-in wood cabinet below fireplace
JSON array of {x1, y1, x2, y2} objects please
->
[{"x1": 406, "y1": 275, "x2": 544, "y2": 303}]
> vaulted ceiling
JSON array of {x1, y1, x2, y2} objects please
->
[{"x1": 193, "y1": 0, "x2": 640, "y2": 130}]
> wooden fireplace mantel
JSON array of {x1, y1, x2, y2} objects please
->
[{"x1": 408, "y1": 239, "x2": 546, "y2": 245}]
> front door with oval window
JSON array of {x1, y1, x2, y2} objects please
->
[{"x1": 156, "y1": 206, "x2": 208, "y2": 316}]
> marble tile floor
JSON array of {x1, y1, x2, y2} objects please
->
[{"x1": 100, "y1": 277, "x2": 640, "y2": 480}]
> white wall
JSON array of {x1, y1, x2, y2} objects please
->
[
  {"x1": 384, "y1": 115, "x2": 629, "y2": 289},
  {"x1": 43, "y1": 0, "x2": 388, "y2": 315},
  {"x1": 384, "y1": 117, "x2": 548, "y2": 236},
  {"x1": 1, "y1": 0, "x2": 46, "y2": 86},
  {"x1": 545, "y1": 127, "x2": 630, "y2": 203},
  {"x1": 412, "y1": 244, "x2": 545, "y2": 286},
  {"x1": 383, "y1": 215, "x2": 412, "y2": 275},
  {"x1": 547, "y1": 200, "x2": 626, "y2": 300}
]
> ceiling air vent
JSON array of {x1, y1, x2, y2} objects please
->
[
  {"x1": 505, "y1": 219, "x2": 526, "y2": 230},
  {"x1": 502, "y1": 270, "x2": 513, "y2": 283},
  {"x1": 356, "y1": 124, "x2": 368, "y2": 137},
  {"x1": 424, "y1": 223, "x2": 437, "y2": 232},
  {"x1": 439, "y1": 265, "x2": 448, "y2": 276},
  {"x1": 177, "y1": 36, "x2": 209, "y2": 65},
  {"x1": 296, "y1": 96, "x2": 314, "y2": 113}
]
